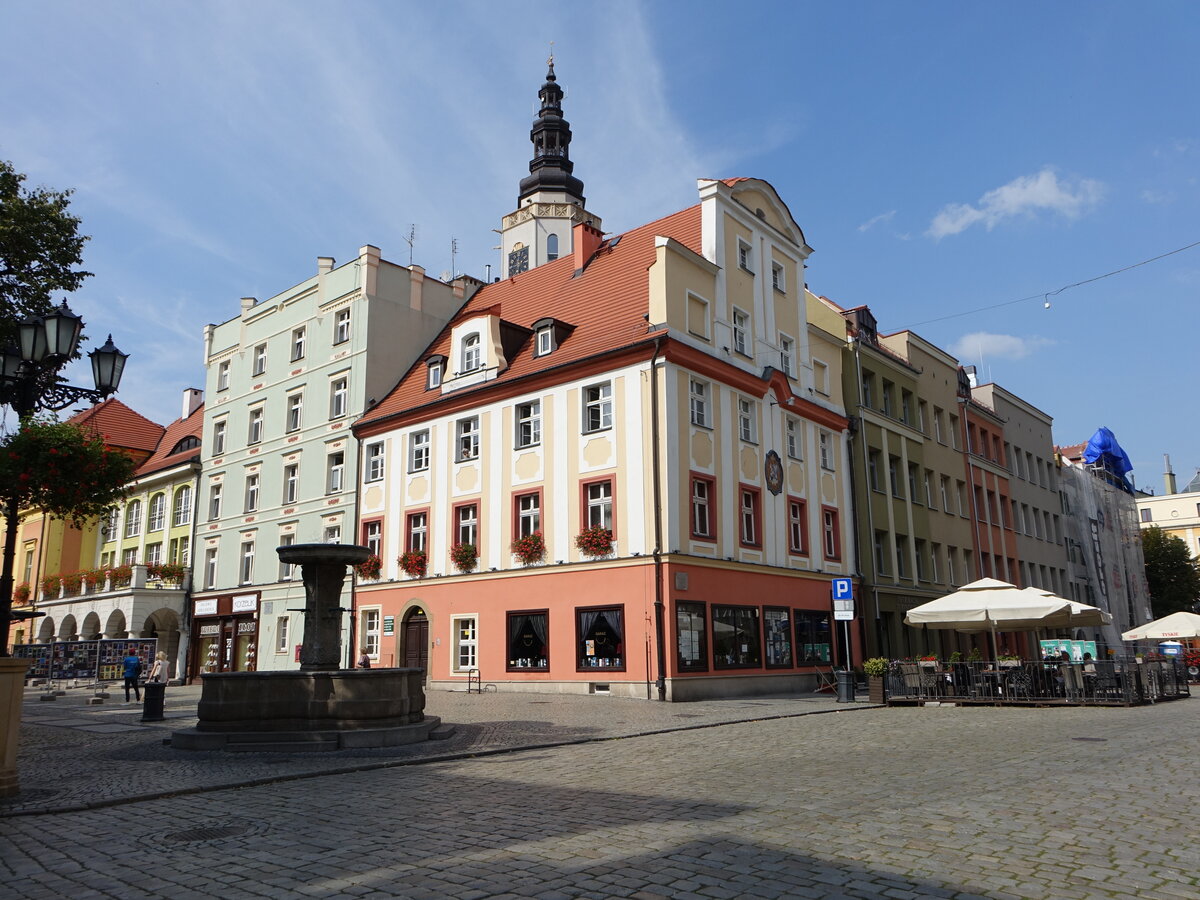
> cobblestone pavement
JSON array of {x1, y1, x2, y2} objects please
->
[
  {"x1": 3, "y1": 688, "x2": 1197, "y2": 899},
  {"x1": 4, "y1": 683, "x2": 857, "y2": 815}
]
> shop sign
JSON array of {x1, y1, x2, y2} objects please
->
[
  {"x1": 194, "y1": 599, "x2": 218, "y2": 616},
  {"x1": 232, "y1": 594, "x2": 257, "y2": 613},
  {"x1": 383, "y1": 616, "x2": 394, "y2": 635}
]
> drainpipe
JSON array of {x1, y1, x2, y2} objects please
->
[{"x1": 650, "y1": 334, "x2": 667, "y2": 701}]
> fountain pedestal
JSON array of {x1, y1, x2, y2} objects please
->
[{"x1": 173, "y1": 544, "x2": 444, "y2": 751}]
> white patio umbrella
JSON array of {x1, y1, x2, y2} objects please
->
[
  {"x1": 1018, "y1": 587, "x2": 1113, "y2": 627},
  {"x1": 904, "y1": 578, "x2": 1076, "y2": 632},
  {"x1": 1122, "y1": 611, "x2": 1200, "y2": 641}
]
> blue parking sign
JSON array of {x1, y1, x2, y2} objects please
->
[{"x1": 831, "y1": 577, "x2": 854, "y2": 600}]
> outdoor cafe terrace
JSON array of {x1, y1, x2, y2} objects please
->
[{"x1": 882, "y1": 657, "x2": 1191, "y2": 707}]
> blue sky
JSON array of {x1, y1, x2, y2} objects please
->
[{"x1": 2, "y1": 1, "x2": 1196, "y2": 489}]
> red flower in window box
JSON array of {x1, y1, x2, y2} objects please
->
[
  {"x1": 13, "y1": 583, "x2": 30, "y2": 605},
  {"x1": 574, "y1": 526, "x2": 614, "y2": 558},
  {"x1": 510, "y1": 531, "x2": 546, "y2": 566},
  {"x1": 398, "y1": 550, "x2": 427, "y2": 578},
  {"x1": 355, "y1": 554, "x2": 382, "y2": 580},
  {"x1": 450, "y1": 543, "x2": 478, "y2": 574}
]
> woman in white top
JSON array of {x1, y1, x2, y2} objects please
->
[{"x1": 148, "y1": 651, "x2": 170, "y2": 684}]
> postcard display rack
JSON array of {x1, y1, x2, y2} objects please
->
[{"x1": 13, "y1": 638, "x2": 157, "y2": 684}]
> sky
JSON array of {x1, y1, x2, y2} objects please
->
[{"x1": 2, "y1": 1, "x2": 1196, "y2": 491}]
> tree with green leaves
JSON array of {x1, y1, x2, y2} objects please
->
[
  {"x1": 0, "y1": 159, "x2": 91, "y2": 347},
  {"x1": 1141, "y1": 525, "x2": 1200, "y2": 618}
]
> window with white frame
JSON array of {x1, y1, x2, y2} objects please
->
[
  {"x1": 334, "y1": 308, "x2": 351, "y2": 344},
  {"x1": 738, "y1": 397, "x2": 756, "y2": 443},
  {"x1": 324, "y1": 523, "x2": 342, "y2": 544},
  {"x1": 689, "y1": 379, "x2": 709, "y2": 427},
  {"x1": 586, "y1": 480, "x2": 613, "y2": 530},
  {"x1": 286, "y1": 393, "x2": 303, "y2": 433},
  {"x1": 779, "y1": 335, "x2": 795, "y2": 377},
  {"x1": 366, "y1": 442, "x2": 384, "y2": 482},
  {"x1": 217, "y1": 360, "x2": 230, "y2": 391},
  {"x1": 122, "y1": 547, "x2": 137, "y2": 566},
  {"x1": 326, "y1": 451, "x2": 345, "y2": 493},
  {"x1": 252, "y1": 343, "x2": 267, "y2": 376},
  {"x1": 276, "y1": 615, "x2": 289, "y2": 652},
  {"x1": 125, "y1": 500, "x2": 142, "y2": 537},
  {"x1": 819, "y1": 430, "x2": 834, "y2": 470},
  {"x1": 739, "y1": 488, "x2": 759, "y2": 546},
  {"x1": 732, "y1": 308, "x2": 749, "y2": 356},
  {"x1": 410, "y1": 429, "x2": 431, "y2": 471},
  {"x1": 737, "y1": 239, "x2": 752, "y2": 271},
  {"x1": 536, "y1": 327, "x2": 553, "y2": 357},
  {"x1": 148, "y1": 494, "x2": 165, "y2": 532},
  {"x1": 173, "y1": 486, "x2": 192, "y2": 526},
  {"x1": 104, "y1": 507, "x2": 119, "y2": 541},
  {"x1": 691, "y1": 476, "x2": 714, "y2": 538},
  {"x1": 204, "y1": 547, "x2": 218, "y2": 589},
  {"x1": 363, "y1": 520, "x2": 382, "y2": 557},
  {"x1": 788, "y1": 499, "x2": 807, "y2": 554},
  {"x1": 239, "y1": 540, "x2": 255, "y2": 585},
  {"x1": 329, "y1": 377, "x2": 348, "y2": 419},
  {"x1": 282, "y1": 463, "x2": 298, "y2": 504},
  {"x1": 456, "y1": 417, "x2": 480, "y2": 461},
  {"x1": 426, "y1": 358, "x2": 443, "y2": 390},
  {"x1": 786, "y1": 417, "x2": 803, "y2": 460},
  {"x1": 771, "y1": 261, "x2": 785, "y2": 292},
  {"x1": 452, "y1": 615, "x2": 477, "y2": 672},
  {"x1": 291, "y1": 327, "x2": 306, "y2": 361},
  {"x1": 361, "y1": 609, "x2": 380, "y2": 657},
  {"x1": 208, "y1": 483, "x2": 222, "y2": 521},
  {"x1": 515, "y1": 400, "x2": 541, "y2": 448},
  {"x1": 462, "y1": 334, "x2": 481, "y2": 372},
  {"x1": 516, "y1": 492, "x2": 541, "y2": 538},
  {"x1": 169, "y1": 535, "x2": 189, "y2": 566},
  {"x1": 248, "y1": 407, "x2": 264, "y2": 444},
  {"x1": 583, "y1": 383, "x2": 612, "y2": 432},
  {"x1": 145, "y1": 542, "x2": 163, "y2": 567},
  {"x1": 212, "y1": 420, "x2": 226, "y2": 456},
  {"x1": 278, "y1": 533, "x2": 295, "y2": 580},
  {"x1": 244, "y1": 473, "x2": 259, "y2": 512},
  {"x1": 452, "y1": 504, "x2": 477, "y2": 548},
  {"x1": 406, "y1": 513, "x2": 426, "y2": 551}
]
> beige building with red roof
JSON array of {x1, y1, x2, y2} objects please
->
[{"x1": 352, "y1": 73, "x2": 855, "y2": 699}]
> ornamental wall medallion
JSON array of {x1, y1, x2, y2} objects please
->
[{"x1": 765, "y1": 450, "x2": 784, "y2": 496}]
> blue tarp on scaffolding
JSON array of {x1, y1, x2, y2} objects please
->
[{"x1": 1082, "y1": 426, "x2": 1135, "y2": 492}]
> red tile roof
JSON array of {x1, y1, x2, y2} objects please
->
[
  {"x1": 135, "y1": 403, "x2": 204, "y2": 478},
  {"x1": 67, "y1": 398, "x2": 165, "y2": 456},
  {"x1": 356, "y1": 204, "x2": 703, "y2": 431},
  {"x1": 1056, "y1": 443, "x2": 1088, "y2": 461}
]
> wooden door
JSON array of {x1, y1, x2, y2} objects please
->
[{"x1": 404, "y1": 612, "x2": 428, "y2": 671}]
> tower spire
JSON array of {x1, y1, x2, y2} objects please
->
[{"x1": 518, "y1": 56, "x2": 585, "y2": 205}]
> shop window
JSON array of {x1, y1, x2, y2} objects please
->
[
  {"x1": 711, "y1": 604, "x2": 761, "y2": 669},
  {"x1": 576, "y1": 606, "x2": 624, "y2": 671},
  {"x1": 795, "y1": 610, "x2": 832, "y2": 663},
  {"x1": 452, "y1": 615, "x2": 477, "y2": 672},
  {"x1": 507, "y1": 610, "x2": 548, "y2": 671},
  {"x1": 676, "y1": 600, "x2": 708, "y2": 671},
  {"x1": 764, "y1": 607, "x2": 793, "y2": 668}
]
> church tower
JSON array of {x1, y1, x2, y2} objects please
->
[{"x1": 500, "y1": 59, "x2": 601, "y2": 278}]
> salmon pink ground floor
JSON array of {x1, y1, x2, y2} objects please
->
[{"x1": 353, "y1": 558, "x2": 861, "y2": 701}]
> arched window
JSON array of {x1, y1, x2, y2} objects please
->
[
  {"x1": 125, "y1": 499, "x2": 142, "y2": 538},
  {"x1": 462, "y1": 334, "x2": 481, "y2": 372},
  {"x1": 148, "y1": 493, "x2": 166, "y2": 531},
  {"x1": 546, "y1": 233, "x2": 559, "y2": 262},
  {"x1": 173, "y1": 486, "x2": 192, "y2": 526}
]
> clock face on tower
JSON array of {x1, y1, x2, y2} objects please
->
[{"x1": 508, "y1": 245, "x2": 529, "y2": 276}]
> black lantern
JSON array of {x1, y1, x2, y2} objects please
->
[
  {"x1": 17, "y1": 315, "x2": 48, "y2": 364},
  {"x1": 90, "y1": 334, "x2": 128, "y2": 395},
  {"x1": 41, "y1": 299, "x2": 85, "y2": 361},
  {"x1": 0, "y1": 346, "x2": 22, "y2": 382}
]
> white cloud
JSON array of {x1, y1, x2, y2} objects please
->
[
  {"x1": 1140, "y1": 188, "x2": 1176, "y2": 204},
  {"x1": 858, "y1": 210, "x2": 896, "y2": 232},
  {"x1": 928, "y1": 168, "x2": 1104, "y2": 239},
  {"x1": 950, "y1": 332, "x2": 1053, "y2": 363}
]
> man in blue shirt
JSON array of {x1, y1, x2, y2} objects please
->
[{"x1": 122, "y1": 649, "x2": 142, "y2": 702}]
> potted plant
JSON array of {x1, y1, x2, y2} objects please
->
[
  {"x1": 13, "y1": 583, "x2": 30, "y2": 605},
  {"x1": 574, "y1": 526, "x2": 614, "y2": 559},
  {"x1": 40, "y1": 574, "x2": 60, "y2": 598},
  {"x1": 998, "y1": 654, "x2": 1021, "y2": 668},
  {"x1": 450, "y1": 542, "x2": 478, "y2": 574},
  {"x1": 398, "y1": 550, "x2": 427, "y2": 579},
  {"x1": 147, "y1": 562, "x2": 185, "y2": 584},
  {"x1": 108, "y1": 564, "x2": 133, "y2": 587},
  {"x1": 918, "y1": 653, "x2": 938, "y2": 669},
  {"x1": 511, "y1": 531, "x2": 546, "y2": 566},
  {"x1": 863, "y1": 657, "x2": 889, "y2": 703},
  {"x1": 354, "y1": 554, "x2": 382, "y2": 580},
  {"x1": 61, "y1": 572, "x2": 83, "y2": 596}
]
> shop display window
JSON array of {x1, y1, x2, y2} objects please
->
[
  {"x1": 506, "y1": 610, "x2": 548, "y2": 671},
  {"x1": 711, "y1": 604, "x2": 761, "y2": 669},
  {"x1": 675, "y1": 600, "x2": 708, "y2": 672},
  {"x1": 795, "y1": 610, "x2": 832, "y2": 663},
  {"x1": 575, "y1": 605, "x2": 624, "y2": 671},
  {"x1": 764, "y1": 607, "x2": 793, "y2": 668}
]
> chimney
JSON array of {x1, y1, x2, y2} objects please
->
[
  {"x1": 410, "y1": 265, "x2": 425, "y2": 311},
  {"x1": 317, "y1": 257, "x2": 335, "y2": 275},
  {"x1": 240, "y1": 297, "x2": 257, "y2": 314},
  {"x1": 182, "y1": 388, "x2": 203, "y2": 419},
  {"x1": 359, "y1": 244, "x2": 381, "y2": 296},
  {"x1": 573, "y1": 222, "x2": 604, "y2": 274},
  {"x1": 1164, "y1": 454, "x2": 1177, "y2": 494}
]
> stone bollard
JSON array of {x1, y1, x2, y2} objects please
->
[{"x1": 141, "y1": 682, "x2": 166, "y2": 722}]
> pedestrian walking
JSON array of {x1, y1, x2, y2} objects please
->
[
  {"x1": 358, "y1": 649, "x2": 371, "y2": 669},
  {"x1": 122, "y1": 648, "x2": 142, "y2": 702},
  {"x1": 148, "y1": 651, "x2": 170, "y2": 684}
]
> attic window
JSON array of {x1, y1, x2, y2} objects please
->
[
  {"x1": 536, "y1": 327, "x2": 553, "y2": 357},
  {"x1": 530, "y1": 317, "x2": 574, "y2": 359},
  {"x1": 170, "y1": 435, "x2": 201, "y2": 454},
  {"x1": 425, "y1": 356, "x2": 446, "y2": 390},
  {"x1": 462, "y1": 334, "x2": 481, "y2": 372}
]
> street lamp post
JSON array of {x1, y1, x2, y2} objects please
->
[{"x1": 0, "y1": 299, "x2": 128, "y2": 656}]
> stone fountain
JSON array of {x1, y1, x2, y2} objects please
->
[{"x1": 173, "y1": 543, "x2": 442, "y2": 751}]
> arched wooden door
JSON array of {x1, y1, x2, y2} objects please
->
[{"x1": 403, "y1": 609, "x2": 429, "y2": 671}]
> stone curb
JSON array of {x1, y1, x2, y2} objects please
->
[{"x1": 4, "y1": 701, "x2": 882, "y2": 818}]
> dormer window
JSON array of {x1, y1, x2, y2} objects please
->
[
  {"x1": 462, "y1": 334, "x2": 481, "y2": 373},
  {"x1": 425, "y1": 356, "x2": 444, "y2": 390},
  {"x1": 530, "y1": 317, "x2": 573, "y2": 359},
  {"x1": 536, "y1": 327, "x2": 553, "y2": 357}
]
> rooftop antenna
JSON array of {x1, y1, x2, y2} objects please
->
[
  {"x1": 403, "y1": 225, "x2": 417, "y2": 266},
  {"x1": 450, "y1": 238, "x2": 458, "y2": 279}
]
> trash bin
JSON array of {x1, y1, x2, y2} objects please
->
[
  {"x1": 141, "y1": 681, "x2": 166, "y2": 722},
  {"x1": 836, "y1": 669, "x2": 856, "y2": 703}
]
